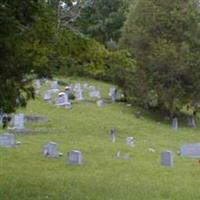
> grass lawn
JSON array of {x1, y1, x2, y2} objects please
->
[{"x1": 0, "y1": 77, "x2": 200, "y2": 200}]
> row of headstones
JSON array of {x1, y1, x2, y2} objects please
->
[
  {"x1": 172, "y1": 117, "x2": 196, "y2": 130},
  {"x1": 42, "y1": 80, "x2": 117, "y2": 108},
  {"x1": 109, "y1": 128, "x2": 200, "y2": 167},
  {"x1": 0, "y1": 134, "x2": 82, "y2": 165},
  {"x1": 1, "y1": 133, "x2": 200, "y2": 166}
]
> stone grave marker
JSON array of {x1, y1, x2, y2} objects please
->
[
  {"x1": 172, "y1": 117, "x2": 178, "y2": 130},
  {"x1": 187, "y1": 116, "x2": 196, "y2": 128},
  {"x1": 68, "y1": 150, "x2": 83, "y2": 165},
  {"x1": 161, "y1": 151, "x2": 174, "y2": 167},
  {"x1": 0, "y1": 133, "x2": 16, "y2": 147},
  {"x1": 180, "y1": 143, "x2": 200, "y2": 157},
  {"x1": 110, "y1": 128, "x2": 117, "y2": 143},
  {"x1": 13, "y1": 113, "x2": 25, "y2": 129},
  {"x1": 35, "y1": 79, "x2": 41, "y2": 90},
  {"x1": 43, "y1": 90, "x2": 52, "y2": 103},
  {"x1": 51, "y1": 80, "x2": 59, "y2": 90},
  {"x1": 126, "y1": 136, "x2": 134, "y2": 147},
  {"x1": 55, "y1": 92, "x2": 71, "y2": 109},
  {"x1": 43, "y1": 142, "x2": 60, "y2": 158},
  {"x1": 109, "y1": 87, "x2": 117, "y2": 102}
]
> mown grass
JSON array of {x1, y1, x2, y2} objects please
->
[{"x1": 1, "y1": 77, "x2": 200, "y2": 200}]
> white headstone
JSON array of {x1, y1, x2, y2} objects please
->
[
  {"x1": 126, "y1": 137, "x2": 134, "y2": 147},
  {"x1": 43, "y1": 142, "x2": 59, "y2": 158},
  {"x1": 161, "y1": 151, "x2": 174, "y2": 167},
  {"x1": 51, "y1": 80, "x2": 59, "y2": 90},
  {"x1": 75, "y1": 89, "x2": 84, "y2": 101},
  {"x1": 68, "y1": 150, "x2": 83, "y2": 165},
  {"x1": 13, "y1": 113, "x2": 25, "y2": 129},
  {"x1": 35, "y1": 79, "x2": 41, "y2": 90},
  {"x1": 180, "y1": 143, "x2": 200, "y2": 157},
  {"x1": 109, "y1": 87, "x2": 117, "y2": 102},
  {"x1": 55, "y1": 93, "x2": 71, "y2": 108},
  {"x1": 0, "y1": 133, "x2": 16, "y2": 147},
  {"x1": 43, "y1": 90, "x2": 52, "y2": 103}
]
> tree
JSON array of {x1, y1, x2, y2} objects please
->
[
  {"x1": 74, "y1": 0, "x2": 128, "y2": 45},
  {"x1": 120, "y1": 0, "x2": 200, "y2": 116},
  {"x1": 0, "y1": 0, "x2": 56, "y2": 113}
]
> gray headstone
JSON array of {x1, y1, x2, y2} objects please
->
[
  {"x1": 180, "y1": 143, "x2": 200, "y2": 157},
  {"x1": 43, "y1": 142, "x2": 59, "y2": 158},
  {"x1": 51, "y1": 80, "x2": 59, "y2": 90},
  {"x1": 68, "y1": 150, "x2": 83, "y2": 165},
  {"x1": 97, "y1": 99, "x2": 104, "y2": 107},
  {"x1": 0, "y1": 133, "x2": 16, "y2": 147},
  {"x1": 55, "y1": 93, "x2": 71, "y2": 108},
  {"x1": 109, "y1": 87, "x2": 117, "y2": 102},
  {"x1": 110, "y1": 128, "x2": 117, "y2": 143},
  {"x1": 13, "y1": 113, "x2": 25, "y2": 129},
  {"x1": 172, "y1": 117, "x2": 178, "y2": 130},
  {"x1": 161, "y1": 151, "x2": 174, "y2": 167},
  {"x1": 187, "y1": 116, "x2": 196, "y2": 128},
  {"x1": 43, "y1": 90, "x2": 52, "y2": 103}
]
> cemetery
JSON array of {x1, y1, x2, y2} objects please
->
[{"x1": 1, "y1": 77, "x2": 200, "y2": 200}]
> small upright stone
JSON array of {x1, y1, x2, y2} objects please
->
[
  {"x1": 68, "y1": 150, "x2": 83, "y2": 165},
  {"x1": 0, "y1": 133, "x2": 16, "y2": 147},
  {"x1": 110, "y1": 128, "x2": 117, "y2": 143},
  {"x1": 13, "y1": 113, "x2": 25, "y2": 129},
  {"x1": 172, "y1": 117, "x2": 178, "y2": 130},
  {"x1": 161, "y1": 151, "x2": 174, "y2": 167},
  {"x1": 43, "y1": 142, "x2": 60, "y2": 158}
]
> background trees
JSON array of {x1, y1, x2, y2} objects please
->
[{"x1": 120, "y1": 0, "x2": 200, "y2": 116}]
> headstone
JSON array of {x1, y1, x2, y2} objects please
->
[
  {"x1": 43, "y1": 142, "x2": 59, "y2": 158},
  {"x1": 25, "y1": 115, "x2": 48, "y2": 123},
  {"x1": 97, "y1": 99, "x2": 104, "y2": 107},
  {"x1": 34, "y1": 79, "x2": 41, "y2": 90},
  {"x1": 51, "y1": 80, "x2": 59, "y2": 90},
  {"x1": 126, "y1": 136, "x2": 134, "y2": 147},
  {"x1": 55, "y1": 93, "x2": 71, "y2": 108},
  {"x1": 180, "y1": 143, "x2": 200, "y2": 157},
  {"x1": 109, "y1": 87, "x2": 117, "y2": 102},
  {"x1": 110, "y1": 128, "x2": 117, "y2": 143},
  {"x1": 89, "y1": 88, "x2": 101, "y2": 98},
  {"x1": 68, "y1": 150, "x2": 83, "y2": 165},
  {"x1": 187, "y1": 116, "x2": 196, "y2": 128},
  {"x1": 172, "y1": 117, "x2": 178, "y2": 130},
  {"x1": 161, "y1": 151, "x2": 174, "y2": 167},
  {"x1": 0, "y1": 133, "x2": 16, "y2": 147},
  {"x1": 75, "y1": 89, "x2": 84, "y2": 101},
  {"x1": 13, "y1": 113, "x2": 25, "y2": 129},
  {"x1": 43, "y1": 90, "x2": 52, "y2": 103}
]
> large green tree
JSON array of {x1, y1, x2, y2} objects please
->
[
  {"x1": 74, "y1": 0, "x2": 128, "y2": 45},
  {"x1": 0, "y1": 0, "x2": 56, "y2": 113},
  {"x1": 121, "y1": 0, "x2": 200, "y2": 116}
]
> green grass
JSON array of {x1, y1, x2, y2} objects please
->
[{"x1": 1, "y1": 77, "x2": 200, "y2": 200}]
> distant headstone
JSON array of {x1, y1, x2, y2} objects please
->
[
  {"x1": 43, "y1": 142, "x2": 59, "y2": 158},
  {"x1": 51, "y1": 80, "x2": 59, "y2": 90},
  {"x1": 25, "y1": 115, "x2": 48, "y2": 123},
  {"x1": 43, "y1": 90, "x2": 52, "y2": 103},
  {"x1": 109, "y1": 87, "x2": 117, "y2": 102},
  {"x1": 89, "y1": 88, "x2": 101, "y2": 98},
  {"x1": 0, "y1": 133, "x2": 16, "y2": 147},
  {"x1": 13, "y1": 113, "x2": 25, "y2": 129},
  {"x1": 172, "y1": 117, "x2": 178, "y2": 130},
  {"x1": 187, "y1": 116, "x2": 196, "y2": 128},
  {"x1": 35, "y1": 79, "x2": 41, "y2": 90},
  {"x1": 126, "y1": 136, "x2": 134, "y2": 147},
  {"x1": 110, "y1": 128, "x2": 117, "y2": 143},
  {"x1": 161, "y1": 151, "x2": 174, "y2": 167},
  {"x1": 75, "y1": 89, "x2": 84, "y2": 101},
  {"x1": 68, "y1": 150, "x2": 83, "y2": 165},
  {"x1": 55, "y1": 93, "x2": 71, "y2": 108},
  {"x1": 180, "y1": 143, "x2": 200, "y2": 157}
]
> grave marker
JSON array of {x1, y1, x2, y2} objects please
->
[
  {"x1": 161, "y1": 151, "x2": 174, "y2": 167},
  {"x1": 43, "y1": 142, "x2": 60, "y2": 158},
  {"x1": 68, "y1": 150, "x2": 83, "y2": 165},
  {"x1": 180, "y1": 143, "x2": 200, "y2": 157},
  {"x1": 0, "y1": 133, "x2": 16, "y2": 147}
]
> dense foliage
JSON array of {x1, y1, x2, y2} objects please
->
[{"x1": 121, "y1": 0, "x2": 200, "y2": 116}]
